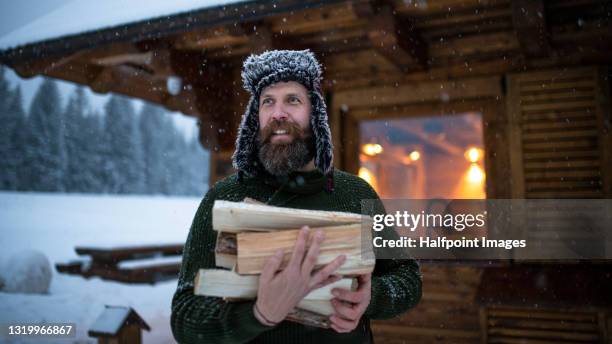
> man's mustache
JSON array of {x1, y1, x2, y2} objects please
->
[{"x1": 260, "y1": 120, "x2": 306, "y2": 144}]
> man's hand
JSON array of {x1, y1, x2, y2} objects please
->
[
  {"x1": 254, "y1": 226, "x2": 346, "y2": 325},
  {"x1": 329, "y1": 273, "x2": 372, "y2": 333}
]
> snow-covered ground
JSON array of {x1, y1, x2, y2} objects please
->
[{"x1": 0, "y1": 191, "x2": 204, "y2": 343}]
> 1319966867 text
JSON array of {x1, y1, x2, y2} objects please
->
[{"x1": 4, "y1": 323, "x2": 76, "y2": 338}]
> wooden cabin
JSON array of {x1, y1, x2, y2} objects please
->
[{"x1": 2, "y1": 0, "x2": 611, "y2": 342}]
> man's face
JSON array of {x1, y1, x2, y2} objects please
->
[
  {"x1": 257, "y1": 81, "x2": 315, "y2": 176},
  {"x1": 258, "y1": 81, "x2": 312, "y2": 143}
]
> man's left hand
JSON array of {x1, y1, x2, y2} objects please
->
[{"x1": 330, "y1": 273, "x2": 372, "y2": 333}]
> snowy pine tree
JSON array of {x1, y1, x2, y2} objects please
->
[
  {"x1": 0, "y1": 67, "x2": 12, "y2": 188},
  {"x1": 130, "y1": 110, "x2": 146, "y2": 194},
  {"x1": 185, "y1": 135, "x2": 209, "y2": 196},
  {"x1": 102, "y1": 95, "x2": 144, "y2": 194},
  {"x1": 172, "y1": 132, "x2": 191, "y2": 195},
  {"x1": 81, "y1": 110, "x2": 106, "y2": 192},
  {"x1": 139, "y1": 102, "x2": 211, "y2": 195},
  {"x1": 10, "y1": 88, "x2": 30, "y2": 191},
  {"x1": 62, "y1": 87, "x2": 90, "y2": 192},
  {"x1": 0, "y1": 66, "x2": 9, "y2": 114},
  {"x1": 139, "y1": 102, "x2": 170, "y2": 194},
  {"x1": 0, "y1": 86, "x2": 27, "y2": 190},
  {"x1": 23, "y1": 79, "x2": 66, "y2": 191},
  {"x1": 162, "y1": 124, "x2": 186, "y2": 195}
]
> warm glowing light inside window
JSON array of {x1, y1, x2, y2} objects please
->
[
  {"x1": 360, "y1": 113, "x2": 486, "y2": 199},
  {"x1": 358, "y1": 167, "x2": 377, "y2": 187},
  {"x1": 467, "y1": 163, "x2": 485, "y2": 184},
  {"x1": 362, "y1": 143, "x2": 383, "y2": 156},
  {"x1": 409, "y1": 150, "x2": 420, "y2": 161},
  {"x1": 465, "y1": 147, "x2": 483, "y2": 163}
]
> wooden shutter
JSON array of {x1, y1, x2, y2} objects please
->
[
  {"x1": 483, "y1": 307, "x2": 606, "y2": 343},
  {"x1": 507, "y1": 67, "x2": 611, "y2": 199}
]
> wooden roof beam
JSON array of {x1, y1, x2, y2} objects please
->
[
  {"x1": 92, "y1": 51, "x2": 153, "y2": 67},
  {"x1": 86, "y1": 63, "x2": 200, "y2": 116},
  {"x1": 511, "y1": 0, "x2": 550, "y2": 58},
  {"x1": 10, "y1": 49, "x2": 92, "y2": 78},
  {"x1": 10, "y1": 39, "x2": 200, "y2": 117},
  {"x1": 173, "y1": 27, "x2": 249, "y2": 51},
  {"x1": 88, "y1": 66, "x2": 116, "y2": 94},
  {"x1": 239, "y1": 21, "x2": 299, "y2": 53},
  {"x1": 354, "y1": 1, "x2": 428, "y2": 72},
  {"x1": 144, "y1": 49, "x2": 175, "y2": 78},
  {"x1": 11, "y1": 42, "x2": 153, "y2": 79},
  {"x1": 240, "y1": 21, "x2": 275, "y2": 53},
  {"x1": 174, "y1": 21, "x2": 292, "y2": 55},
  {"x1": 132, "y1": 40, "x2": 178, "y2": 77}
]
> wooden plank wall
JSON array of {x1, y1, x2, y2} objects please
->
[{"x1": 372, "y1": 263, "x2": 483, "y2": 343}]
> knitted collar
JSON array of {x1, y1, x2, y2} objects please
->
[{"x1": 245, "y1": 169, "x2": 331, "y2": 195}]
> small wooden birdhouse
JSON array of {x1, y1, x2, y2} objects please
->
[{"x1": 88, "y1": 305, "x2": 150, "y2": 344}]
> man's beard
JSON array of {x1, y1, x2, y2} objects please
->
[{"x1": 257, "y1": 119, "x2": 316, "y2": 176}]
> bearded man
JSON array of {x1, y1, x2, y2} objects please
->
[{"x1": 171, "y1": 50, "x2": 422, "y2": 343}]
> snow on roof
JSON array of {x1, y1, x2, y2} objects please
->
[
  {"x1": 89, "y1": 305, "x2": 150, "y2": 335},
  {"x1": 0, "y1": 0, "x2": 246, "y2": 51},
  {"x1": 89, "y1": 306, "x2": 132, "y2": 335}
]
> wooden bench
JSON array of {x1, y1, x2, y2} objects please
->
[{"x1": 56, "y1": 244, "x2": 184, "y2": 284}]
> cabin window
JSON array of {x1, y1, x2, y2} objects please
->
[{"x1": 359, "y1": 112, "x2": 486, "y2": 199}]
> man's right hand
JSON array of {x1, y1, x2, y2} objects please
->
[{"x1": 254, "y1": 226, "x2": 346, "y2": 325}]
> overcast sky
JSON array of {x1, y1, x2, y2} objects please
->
[{"x1": 0, "y1": 0, "x2": 69, "y2": 37}]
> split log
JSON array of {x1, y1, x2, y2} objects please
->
[
  {"x1": 287, "y1": 308, "x2": 331, "y2": 328},
  {"x1": 194, "y1": 269, "x2": 355, "y2": 302},
  {"x1": 296, "y1": 300, "x2": 335, "y2": 316},
  {"x1": 243, "y1": 197, "x2": 265, "y2": 205},
  {"x1": 214, "y1": 232, "x2": 237, "y2": 269},
  {"x1": 212, "y1": 200, "x2": 366, "y2": 233},
  {"x1": 236, "y1": 224, "x2": 375, "y2": 276},
  {"x1": 194, "y1": 269, "x2": 357, "y2": 327}
]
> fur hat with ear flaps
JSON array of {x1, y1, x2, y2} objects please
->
[{"x1": 232, "y1": 49, "x2": 334, "y2": 191}]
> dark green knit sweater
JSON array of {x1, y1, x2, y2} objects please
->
[{"x1": 171, "y1": 169, "x2": 422, "y2": 343}]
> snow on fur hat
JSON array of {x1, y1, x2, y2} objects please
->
[{"x1": 232, "y1": 49, "x2": 334, "y2": 187}]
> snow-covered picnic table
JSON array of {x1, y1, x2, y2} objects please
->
[{"x1": 56, "y1": 244, "x2": 184, "y2": 284}]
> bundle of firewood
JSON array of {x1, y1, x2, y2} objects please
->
[{"x1": 194, "y1": 199, "x2": 375, "y2": 328}]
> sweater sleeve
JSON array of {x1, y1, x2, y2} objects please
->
[
  {"x1": 361, "y1": 188, "x2": 423, "y2": 320},
  {"x1": 171, "y1": 188, "x2": 273, "y2": 344}
]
